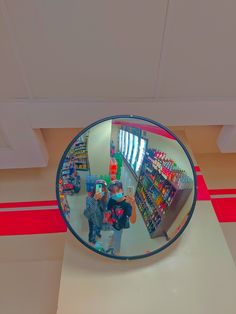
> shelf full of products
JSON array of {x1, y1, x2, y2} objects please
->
[
  {"x1": 70, "y1": 138, "x2": 89, "y2": 171},
  {"x1": 60, "y1": 157, "x2": 81, "y2": 195},
  {"x1": 135, "y1": 148, "x2": 193, "y2": 238},
  {"x1": 59, "y1": 193, "x2": 70, "y2": 220}
]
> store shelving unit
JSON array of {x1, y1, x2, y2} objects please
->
[
  {"x1": 60, "y1": 158, "x2": 81, "y2": 195},
  {"x1": 71, "y1": 137, "x2": 89, "y2": 171},
  {"x1": 135, "y1": 149, "x2": 193, "y2": 238},
  {"x1": 59, "y1": 193, "x2": 70, "y2": 220}
]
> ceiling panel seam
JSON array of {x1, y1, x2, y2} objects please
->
[
  {"x1": 155, "y1": 0, "x2": 170, "y2": 99},
  {"x1": 0, "y1": 0, "x2": 33, "y2": 99}
]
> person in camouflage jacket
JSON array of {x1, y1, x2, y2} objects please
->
[{"x1": 84, "y1": 180, "x2": 108, "y2": 244}]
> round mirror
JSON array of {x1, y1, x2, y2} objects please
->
[{"x1": 56, "y1": 115, "x2": 196, "y2": 260}]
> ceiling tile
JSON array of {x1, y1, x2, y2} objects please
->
[
  {"x1": 159, "y1": 0, "x2": 236, "y2": 98},
  {"x1": 0, "y1": 129, "x2": 8, "y2": 147},
  {"x1": 6, "y1": 0, "x2": 167, "y2": 99},
  {"x1": 0, "y1": 9, "x2": 27, "y2": 98}
]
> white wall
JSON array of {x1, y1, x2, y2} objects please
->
[
  {"x1": 0, "y1": 233, "x2": 65, "y2": 314},
  {"x1": 0, "y1": 128, "x2": 80, "y2": 202},
  {"x1": 58, "y1": 201, "x2": 236, "y2": 314},
  {"x1": 0, "y1": 105, "x2": 49, "y2": 169},
  {"x1": 196, "y1": 153, "x2": 236, "y2": 189},
  {"x1": 111, "y1": 124, "x2": 119, "y2": 151},
  {"x1": 87, "y1": 120, "x2": 112, "y2": 176},
  {"x1": 1, "y1": 102, "x2": 236, "y2": 169}
]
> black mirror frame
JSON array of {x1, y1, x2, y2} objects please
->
[{"x1": 56, "y1": 115, "x2": 197, "y2": 260}]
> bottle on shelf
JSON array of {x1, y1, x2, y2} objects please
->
[{"x1": 136, "y1": 146, "x2": 193, "y2": 238}]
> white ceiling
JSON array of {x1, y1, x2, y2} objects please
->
[
  {"x1": 2, "y1": 0, "x2": 167, "y2": 99},
  {"x1": 159, "y1": 0, "x2": 236, "y2": 98},
  {"x1": 1, "y1": 0, "x2": 236, "y2": 168},
  {"x1": 0, "y1": 0, "x2": 236, "y2": 101},
  {"x1": 0, "y1": 5, "x2": 27, "y2": 98},
  {"x1": 0, "y1": 129, "x2": 8, "y2": 147}
]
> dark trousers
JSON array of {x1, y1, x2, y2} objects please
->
[{"x1": 88, "y1": 220, "x2": 101, "y2": 243}]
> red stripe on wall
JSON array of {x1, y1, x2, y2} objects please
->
[
  {"x1": 194, "y1": 166, "x2": 201, "y2": 172},
  {"x1": 211, "y1": 198, "x2": 236, "y2": 223},
  {"x1": 197, "y1": 175, "x2": 211, "y2": 200},
  {"x1": 209, "y1": 189, "x2": 236, "y2": 195},
  {"x1": 0, "y1": 200, "x2": 58, "y2": 209},
  {"x1": 113, "y1": 121, "x2": 175, "y2": 140},
  {"x1": 0, "y1": 209, "x2": 67, "y2": 236}
]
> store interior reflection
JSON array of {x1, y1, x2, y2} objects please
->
[{"x1": 57, "y1": 117, "x2": 195, "y2": 258}]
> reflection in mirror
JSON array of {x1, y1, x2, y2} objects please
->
[{"x1": 57, "y1": 117, "x2": 196, "y2": 259}]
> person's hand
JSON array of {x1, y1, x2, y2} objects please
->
[
  {"x1": 126, "y1": 195, "x2": 135, "y2": 204},
  {"x1": 94, "y1": 192, "x2": 102, "y2": 200}
]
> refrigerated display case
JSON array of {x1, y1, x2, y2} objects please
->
[
  {"x1": 131, "y1": 135, "x2": 139, "y2": 170},
  {"x1": 120, "y1": 130, "x2": 125, "y2": 154},
  {"x1": 119, "y1": 128, "x2": 147, "y2": 178},
  {"x1": 122, "y1": 130, "x2": 126, "y2": 155},
  {"x1": 135, "y1": 138, "x2": 147, "y2": 175},
  {"x1": 119, "y1": 129, "x2": 122, "y2": 152},
  {"x1": 127, "y1": 133, "x2": 134, "y2": 163},
  {"x1": 124, "y1": 131, "x2": 129, "y2": 159}
]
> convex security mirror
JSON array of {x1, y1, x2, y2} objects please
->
[{"x1": 56, "y1": 115, "x2": 197, "y2": 260}]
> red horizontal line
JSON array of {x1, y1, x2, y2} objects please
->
[
  {"x1": 0, "y1": 209, "x2": 66, "y2": 236},
  {"x1": 209, "y1": 189, "x2": 236, "y2": 195},
  {"x1": 0, "y1": 200, "x2": 58, "y2": 209},
  {"x1": 0, "y1": 187, "x2": 233, "y2": 236},
  {"x1": 0, "y1": 207, "x2": 59, "y2": 212},
  {"x1": 211, "y1": 198, "x2": 236, "y2": 223},
  {"x1": 113, "y1": 121, "x2": 175, "y2": 140}
]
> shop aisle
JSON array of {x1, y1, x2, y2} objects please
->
[
  {"x1": 66, "y1": 171, "x2": 89, "y2": 243},
  {"x1": 120, "y1": 162, "x2": 167, "y2": 256}
]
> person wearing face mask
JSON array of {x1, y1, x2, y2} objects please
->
[
  {"x1": 106, "y1": 180, "x2": 134, "y2": 255},
  {"x1": 84, "y1": 180, "x2": 108, "y2": 244}
]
